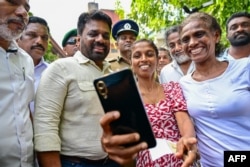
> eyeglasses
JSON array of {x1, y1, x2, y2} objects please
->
[{"x1": 66, "y1": 37, "x2": 78, "y2": 45}]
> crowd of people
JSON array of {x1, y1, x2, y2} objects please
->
[{"x1": 1, "y1": 0, "x2": 250, "y2": 167}]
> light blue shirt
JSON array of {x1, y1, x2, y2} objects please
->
[
  {"x1": 180, "y1": 58, "x2": 250, "y2": 167},
  {"x1": 30, "y1": 57, "x2": 49, "y2": 115}
]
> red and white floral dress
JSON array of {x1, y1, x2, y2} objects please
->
[{"x1": 136, "y1": 82, "x2": 188, "y2": 167}]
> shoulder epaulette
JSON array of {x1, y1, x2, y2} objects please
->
[{"x1": 106, "y1": 57, "x2": 117, "y2": 63}]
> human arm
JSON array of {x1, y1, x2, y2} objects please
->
[
  {"x1": 34, "y1": 61, "x2": 68, "y2": 167},
  {"x1": 175, "y1": 111, "x2": 198, "y2": 167},
  {"x1": 37, "y1": 151, "x2": 61, "y2": 167},
  {"x1": 100, "y1": 111, "x2": 148, "y2": 165}
]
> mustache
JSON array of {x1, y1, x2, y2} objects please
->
[
  {"x1": 93, "y1": 42, "x2": 107, "y2": 49},
  {"x1": 234, "y1": 31, "x2": 249, "y2": 37},
  {"x1": 6, "y1": 17, "x2": 26, "y2": 25},
  {"x1": 31, "y1": 44, "x2": 45, "y2": 51}
]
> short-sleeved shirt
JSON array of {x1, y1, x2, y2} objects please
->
[
  {"x1": 0, "y1": 41, "x2": 35, "y2": 167},
  {"x1": 34, "y1": 51, "x2": 110, "y2": 160},
  {"x1": 136, "y1": 82, "x2": 187, "y2": 167},
  {"x1": 180, "y1": 58, "x2": 250, "y2": 167}
]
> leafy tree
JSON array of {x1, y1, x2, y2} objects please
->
[
  {"x1": 44, "y1": 41, "x2": 59, "y2": 63},
  {"x1": 116, "y1": 0, "x2": 250, "y2": 46}
]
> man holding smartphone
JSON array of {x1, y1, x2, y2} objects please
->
[{"x1": 34, "y1": 10, "x2": 120, "y2": 167}]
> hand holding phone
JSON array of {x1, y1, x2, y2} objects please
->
[{"x1": 94, "y1": 68, "x2": 156, "y2": 148}]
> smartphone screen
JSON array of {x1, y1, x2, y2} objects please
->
[{"x1": 93, "y1": 68, "x2": 156, "y2": 148}]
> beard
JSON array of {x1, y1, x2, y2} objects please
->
[
  {"x1": 81, "y1": 42, "x2": 110, "y2": 62},
  {"x1": 228, "y1": 32, "x2": 250, "y2": 47},
  {"x1": 0, "y1": 17, "x2": 24, "y2": 41},
  {"x1": 174, "y1": 54, "x2": 190, "y2": 64}
]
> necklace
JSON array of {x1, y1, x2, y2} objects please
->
[{"x1": 140, "y1": 83, "x2": 163, "y2": 104}]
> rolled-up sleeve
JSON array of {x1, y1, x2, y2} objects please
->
[{"x1": 34, "y1": 61, "x2": 67, "y2": 152}]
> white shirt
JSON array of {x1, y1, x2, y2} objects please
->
[
  {"x1": 218, "y1": 48, "x2": 250, "y2": 61},
  {"x1": 159, "y1": 60, "x2": 195, "y2": 83},
  {"x1": 0, "y1": 41, "x2": 35, "y2": 167},
  {"x1": 34, "y1": 51, "x2": 110, "y2": 159},
  {"x1": 180, "y1": 58, "x2": 250, "y2": 167}
]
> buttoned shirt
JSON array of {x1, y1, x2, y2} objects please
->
[
  {"x1": 30, "y1": 57, "x2": 49, "y2": 115},
  {"x1": 159, "y1": 60, "x2": 195, "y2": 84},
  {"x1": 34, "y1": 51, "x2": 110, "y2": 160},
  {"x1": 180, "y1": 58, "x2": 250, "y2": 166},
  {"x1": 0, "y1": 41, "x2": 35, "y2": 167}
]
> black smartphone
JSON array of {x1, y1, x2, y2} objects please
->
[{"x1": 93, "y1": 68, "x2": 156, "y2": 148}]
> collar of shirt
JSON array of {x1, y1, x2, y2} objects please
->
[
  {"x1": 0, "y1": 40, "x2": 19, "y2": 53},
  {"x1": 35, "y1": 57, "x2": 49, "y2": 69},
  {"x1": 74, "y1": 50, "x2": 111, "y2": 73},
  {"x1": 171, "y1": 59, "x2": 195, "y2": 74}
]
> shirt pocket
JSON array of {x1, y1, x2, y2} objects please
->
[
  {"x1": 77, "y1": 81, "x2": 97, "y2": 102},
  {"x1": 77, "y1": 81, "x2": 95, "y2": 92}
]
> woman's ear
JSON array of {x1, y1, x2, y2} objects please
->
[{"x1": 214, "y1": 30, "x2": 221, "y2": 44}]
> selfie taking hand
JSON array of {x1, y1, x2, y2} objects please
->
[{"x1": 100, "y1": 111, "x2": 148, "y2": 165}]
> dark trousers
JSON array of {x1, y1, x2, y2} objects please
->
[{"x1": 61, "y1": 155, "x2": 121, "y2": 167}]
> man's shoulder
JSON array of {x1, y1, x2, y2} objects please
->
[
  {"x1": 106, "y1": 57, "x2": 117, "y2": 63},
  {"x1": 106, "y1": 56, "x2": 130, "y2": 71},
  {"x1": 161, "y1": 62, "x2": 175, "y2": 72}
]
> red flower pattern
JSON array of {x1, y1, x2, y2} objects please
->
[{"x1": 136, "y1": 82, "x2": 187, "y2": 167}]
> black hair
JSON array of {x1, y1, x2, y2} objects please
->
[
  {"x1": 226, "y1": 12, "x2": 250, "y2": 32},
  {"x1": 132, "y1": 39, "x2": 159, "y2": 57},
  {"x1": 77, "y1": 10, "x2": 112, "y2": 35},
  {"x1": 27, "y1": 16, "x2": 50, "y2": 34}
]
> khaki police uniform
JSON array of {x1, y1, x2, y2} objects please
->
[{"x1": 106, "y1": 55, "x2": 131, "y2": 72}]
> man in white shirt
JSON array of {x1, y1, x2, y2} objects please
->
[
  {"x1": 0, "y1": 0, "x2": 35, "y2": 166},
  {"x1": 17, "y1": 16, "x2": 50, "y2": 115},
  {"x1": 159, "y1": 25, "x2": 195, "y2": 83}
]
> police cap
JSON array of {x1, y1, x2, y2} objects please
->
[
  {"x1": 62, "y1": 28, "x2": 77, "y2": 47},
  {"x1": 112, "y1": 19, "x2": 139, "y2": 40}
]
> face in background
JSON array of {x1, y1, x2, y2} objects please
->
[
  {"x1": 227, "y1": 16, "x2": 250, "y2": 46},
  {"x1": 157, "y1": 49, "x2": 172, "y2": 73},
  {"x1": 180, "y1": 20, "x2": 220, "y2": 63},
  {"x1": 166, "y1": 31, "x2": 190, "y2": 64},
  {"x1": 0, "y1": 0, "x2": 30, "y2": 41},
  {"x1": 18, "y1": 22, "x2": 49, "y2": 65},
  {"x1": 63, "y1": 36, "x2": 80, "y2": 57},
  {"x1": 116, "y1": 31, "x2": 137, "y2": 53},
  {"x1": 131, "y1": 40, "x2": 158, "y2": 79},
  {"x1": 80, "y1": 20, "x2": 110, "y2": 65}
]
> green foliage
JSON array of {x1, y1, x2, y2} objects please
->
[
  {"x1": 115, "y1": 0, "x2": 250, "y2": 46},
  {"x1": 44, "y1": 41, "x2": 58, "y2": 63}
]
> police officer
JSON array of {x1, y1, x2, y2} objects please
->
[
  {"x1": 62, "y1": 28, "x2": 79, "y2": 57},
  {"x1": 108, "y1": 19, "x2": 139, "y2": 71}
]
